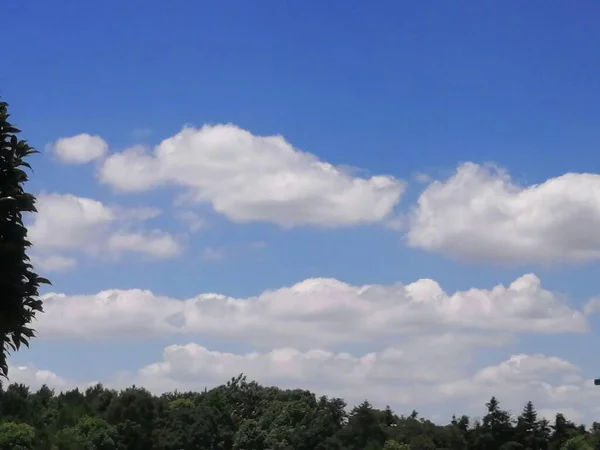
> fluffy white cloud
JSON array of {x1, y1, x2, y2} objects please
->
[
  {"x1": 98, "y1": 125, "x2": 405, "y2": 227},
  {"x1": 36, "y1": 274, "x2": 586, "y2": 344},
  {"x1": 407, "y1": 163, "x2": 600, "y2": 264},
  {"x1": 436, "y1": 353, "x2": 600, "y2": 420},
  {"x1": 28, "y1": 193, "x2": 181, "y2": 266},
  {"x1": 123, "y1": 345, "x2": 600, "y2": 422},
  {"x1": 51, "y1": 134, "x2": 108, "y2": 164},
  {"x1": 29, "y1": 193, "x2": 115, "y2": 250},
  {"x1": 9, "y1": 347, "x2": 599, "y2": 423},
  {"x1": 134, "y1": 334, "x2": 501, "y2": 393},
  {"x1": 7, "y1": 364, "x2": 71, "y2": 391}
]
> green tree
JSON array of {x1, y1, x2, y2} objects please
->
[
  {"x1": 233, "y1": 419, "x2": 267, "y2": 450},
  {"x1": 479, "y1": 396, "x2": 516, "y2": 450},
  {"x1": 551, "y1": 414, "x2": 580, "y2": 450},
  {"x1": 383, "y1": 440, "x2": 410, "y2": 450},
  {"x1": 0, "y1": 376, "x2": 597, "y2": 450},
  {"x1": 561, "y1": 436, "x2": 594, "y2": 450},
  {"x1": 105, "y1": 387, "x2": 159, "y2": 450},
  {"x1": 515, "y1": 401, "x2": 542, "y2": 450},
  {"x1": 338, "y1": 401, "x2": 387, "y2": 450},
  {"x1": 72, "y1": 416, "x2": 116, "y2": 450},
  {"x1": 54, "y1": 426, "x2": 92, "y2": 450},
  {"x1": 0, "y1": 100, "x2": 49, "y2": 378},
  {"x1": 0, "y1": 421, "x2": 35, "y2": 450}
]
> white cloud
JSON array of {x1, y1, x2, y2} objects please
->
[
  {"x1": 121, "y1": 345, "x2": 600, "y2": 423},
  {"x1": 28, "y1": 193, "x2": 181, "y2": 265},
  {"x1": 9, "y1": 347, "x2": 599, "y2": 424},
  {"x1": 33, "y1": 254, "x2": 77, "y2": 272},
  {"x1": 107, "y1": 231, "x2": 182, "y2": 258},
  {"x1": 98, "y1": 125, "x2": 405, "y2": 227},
  {"x1": 407, "y1": 163, "x2": 600, "y2": 264},
  {"x1": 135, "y1": 334, "x2": 502, "y2": 393},
  {"x1": 51, "y1": 134, "x2": 108, "y2": 164},
  {"x1": 29, "y1": 193, "x2": 115, "y2": 250},
  {"x1": 7, "y1": 364, "x2": 71, "y2": 391},
  {"x1": 471, "y1": 354, "x2": 579, "y2": 385},
  {"x1": 436, "y1": 354, "x2": 600, "y2": 419},
  {"x1": 35, "y1": 274, "x2": 586, "y2": 344}
]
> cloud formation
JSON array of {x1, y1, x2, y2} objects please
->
[
  {"x1": 36, "y1": 274, "x2": 586, "y2": 345},
  {"x1": 408, "y1": 163, "x2": 600, "y2": 264},
  {"x1": 97, "y1": 125, "x2": 405, "y2": 227},
  {"x1": 12, "y1": 346, "x2": 598, "y2": 424},
  {"x1": 7, "y1": 364, "x2": 72, "y2": 391},
  {"x1": 50, "y1": 134, "x2": 108, "y2": 164},
  {"x1": 132, "y1": 346, "x2": 599, "y2": 417},
  {"x1": 33, "y1": 255, "x2": 78, "y2": 272},
  {"x1": 28, "y1": 193, "x2": 182, "y2": 267}
]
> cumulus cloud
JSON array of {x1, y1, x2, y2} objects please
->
[
  {"x1": 98, "y1": 125, "x2": 405, "y2": 227},
  {"x1": 407, "y1": 163, "x2": 600, "y2": 264},
  {"x1": 7, "y1": 364, "x2": 72, "y2": 391},
  {"x1": 9, "y1": 347, "x2": 599, "y2": 423},
  {"x1": 29, "y1": 193, "x2": 115, "y2": 250},
  {"x1": 121, "y1": 345, "x2": 599, "y2": 423},
  {"x1": 135, "y1": 334, "x2": 502, "y2": 393},
  {"x1": 35, "y1": 274, "x2": 586, "y2": 344},
  {"x1": 436, "y1": 353, "x2": 599, "y2": 419},
  {"x1": 50, "y1": 134, "x2": 108, "y2": 164},
  {"x1": 28, "y1": 193, "x2": 181, "y2": 266}
]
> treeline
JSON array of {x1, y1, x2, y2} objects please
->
[{"x1": 0, "y1": 375, "x2": 596, "y2": 450}]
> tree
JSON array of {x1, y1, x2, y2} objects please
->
[
  {"x1": 383, "y1": 441, "x2": 410, "y2": 450},
  {"x1": 561, "y1": 436, "x2": 594, "y2": 450},
  {"x1": 551, "y1": 413, "x2": 580, "y2": 450},
  {"x1": 0, "y1": 377, "x2": 596, "y2": 450},
  {"x1": 0, "y1": 100, "x2": 49, "y2": 378},
  {"x1": 515, "y1": 401, "x2": 542, "y2": 450},
  {"x1": 72, "y1": 416, "x2": 116, "y2": 450},
  {"x1": 0, "y1": 421, "x2": 35, "y2": 450},
  {"x1": 54, "y1": 426, "x2": 93, "y2": 450}
]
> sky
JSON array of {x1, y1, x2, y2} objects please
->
[{"x1": 4, "y1": 0, "x2": 600, "y2": 424}]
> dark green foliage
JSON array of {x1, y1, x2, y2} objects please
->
[
  {"x1": 0, "y1": 100, "x2": 49, "y2": 378},
  {"x1": 0, "y1": 377, "x2": 596, "y2": 450},
  {"x1": 0, "y1": 421, "x2": 35, "y2": 450}
]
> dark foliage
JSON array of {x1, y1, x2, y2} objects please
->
[
  {"x1": 0, "y1": 100, "x2": 49, "y2": 378},
  {"x1": 0, "y1": 375, "x2": 597, "y2": 450}
]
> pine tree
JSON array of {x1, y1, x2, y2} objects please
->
[
  {"x1": 515, "y1": 401, "x2": 540, "y2": 450},
  {"x1": 480, "y1": 397, "x2": 516, "y2": 450}
]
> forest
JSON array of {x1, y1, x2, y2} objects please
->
[{"x1": 0, "y1": 375, "x2": 596, "y2": 450}]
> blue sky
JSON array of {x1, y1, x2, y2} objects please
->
[{"x1": 5, "y1": 0, "x2": 600, "y2": 423}]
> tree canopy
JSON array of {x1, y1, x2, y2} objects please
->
[
  {"x1": 0, "y1": 99, "x2": 49, "y2": 378},
  {"x1": 0, "y1": 375, "x2": 597, "y2": 450}
]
